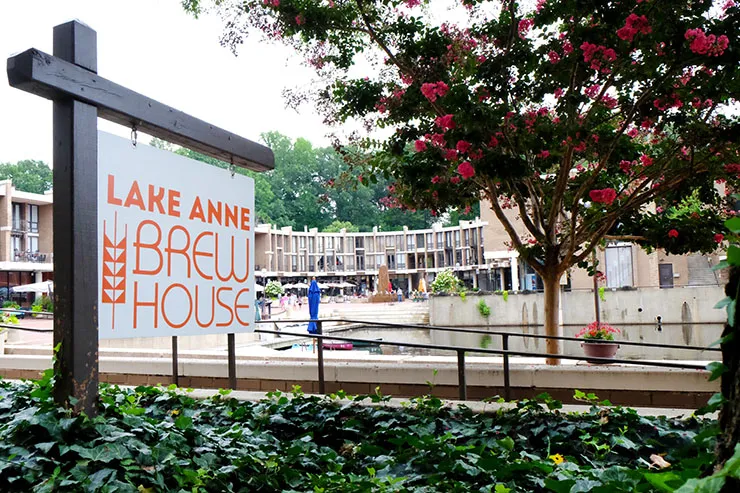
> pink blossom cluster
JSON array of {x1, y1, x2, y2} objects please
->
[
  {"x1": 589, "y1": 188, "x2": 618, "y2": 205},
  {"x1": 580, "y1": 42, "x2": 617, "y2": 72},
  {"x1": 724, "y1": 163, "x2": 740, "y2": 177},
  {"x1": 420, "y1": 81, "x2": 449, "y2": 102},
  {"x1": 584, "y1": 84, "x2": 601, "y2": 99},
  {"x1": 518, "y1": 19, "x2": 534, "y2": 39},
  {"x1": 653, "y1": 94, "x2": 683, "y2": 111},
  {"x1": 404, "y1": 0, "x2": 421, "y2": 8},
  {"x1": 685, "y1": 28, "x2": 730, "y2": 56},
  {"x1": 548, "y1": 50, "x2": 561, "y2": 64},
  {"x1": 262, "y1": 0, "x2": 280, "y2": 6},
  {"x1": 435, "y1": 114, "x2": 456, "y2": 130},
  {"x1": 616, "y1": 14, "x2": 652, "y2": 42},
  {"x1": 619, "y1": 160, "x2": 633, "y2": 173},
  {"x1": 576, "y1": 321, "x2": 620, "y2": 340},
  {"x1": 457, "y1": 161, "x2": 475, "y2": 179}
]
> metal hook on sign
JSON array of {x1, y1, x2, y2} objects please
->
[
  {"x1": 229, "y1": 157, "x2": 235, "y2": 178},
  {"x1": 131, "y1": 124, "x2": 138, "y2": 148}
]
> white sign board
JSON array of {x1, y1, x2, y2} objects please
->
[{"x1": 97, "y1": 131, "x2": 255, "y2": 339}]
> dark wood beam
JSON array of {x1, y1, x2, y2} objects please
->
[
  {"x1": 52, "y1": 20, "x2": 100, "y2": 416},
  {"x1": 7, "y1": 48, "x2": 274, "y2": 172}
]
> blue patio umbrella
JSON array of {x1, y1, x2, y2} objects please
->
[{"x1": 307, "y1": 279, "x2": 321, "y2": 334}]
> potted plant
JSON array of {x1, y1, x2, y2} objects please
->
[{"x1": 576, "y1": 322, "x2": 620, "y2": 363}]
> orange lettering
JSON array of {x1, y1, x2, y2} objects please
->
[
  {"x1": 193, "y1": 231, "x2": 214, "y2": 280},
  {"x1": 133, "y1": 220, "x2": 163, "y2": 275},
  {"x1": 215, "y1": 235, "x2": 249, "y2": 282},
  {"x1": 107, "y1": 175, "x2": 122, "y2": 206},
  {"x1": 148, "y1": 185, "x2": 166, "y2": 214},
  {"x1": 234, "y1": 288, "x2": 251, "y2": 326},
  {"x1": 189, "y1": 197, "x2": 205, "y2": 222},
  {"x1": 194, "y1": 285, "x2": 215, "y2": 328},
  {"x1": 225, "y1": 204, "x2": 238, "y2": 229},
  {"x1": 216, "y1": 287, "x2": 234, "y2": 327},
  {"x1": 168, "y1": 190, "x2": 181, "y2": 217},
  {"x1": 165, "y1": 225, "x2": 191, "y2": 277},
  {"x1": 241, "y1": 207, "x2": 251, "y2": 231},
  {"x1": 133, "y1": 281, "x2": 158, "y2": 329},
  {"x1": 207, "y1": 200, "x2": 222, "y2": 226},
  {"x1": 161, "y1": 284, "x2": 192, "y2": 329},
  {"x1": 123, "y1": 180, "x2": 146, "y2": 210}
]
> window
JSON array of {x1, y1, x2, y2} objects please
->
[
  {"x1": 416, "y1": 234, "x2": 425, "y2": 248},
  {"x1": 436, "y1": 232, "x2": 443, "y2": 247},
  {"x1": 291, "y1": 255, "x2": 297, "y2": 271},
  {"x1": 356, "y1": 254, "x2": 365, "y2": 270},
  {"x1": 387, "y1": 254, "x2": 396, "y2": 269},
  {"x1": 426, "y1": 233, "x2": 433, "y2": 247},
  {"x1": 12, "y1": 236, "x2": 21, "y2": 257},
  {"x1": 437, "y1": 251, "x2": 445, "y2": 267},
  {"x1": 309, "y1": 237, "x2": 315, "y2": 252},
  {"x1": 292, "y1": 237, "x2": 298, "y2": 252},
  {"x1": 396, "y1": 254, "x2": 406, "y2": 269},
  {"x1": 445, "y1": 232, "x2": 452, "y2": 247},
  {"x1": 300, "y1": 237, "x2": 306, "y2": 249},
  {"x1": 299, "y1": 256, "x2": 306, "y2": 271},
  {"x1": 28, "y1": 205, "x2": 39, "y2": 233},
  {"x1": 455, "y1": 231, "x2": 461, "y2": 247},
  {"x1": 12, "y1": 203, "x2": 22, "y2": 231},
  {"x1": 464, "y1": 230, "x2": 470, "y2": 246},
  {"x1": 386, "y1": 236, "x2": 394, "y2": 248},
  {"x1": 355, "y1": 237, "x2": 364, "y2": 249},
  {"x1": 605, "y1": 244, "x2": 634, "y2": 288},
  {"x1": 407, "y1": 236, "x2": 415, "y2": 250}
]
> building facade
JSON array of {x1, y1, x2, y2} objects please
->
[
  {"x1": 255, "y1": 220, "x2": 489, "y2": 293},
  {"x1": 479, "y1": 198, "x2": 723, "y2": 291},
  {"x1": 0, "y1": 180, "x2": 53, "y2": 305}
]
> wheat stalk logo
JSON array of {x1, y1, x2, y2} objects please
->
[{"x1": 102, "y1": 211, "x2": 127, "y2": 330}]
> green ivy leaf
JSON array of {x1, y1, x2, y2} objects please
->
[
  {"x1": 714, "y1": 297, "x2": 732, "y2": 309},
  {"x1": 727, "y1": 245, "x2": 740, "y2": 266},
  {"x1": 725, "y1": 217, "x2": 740, "y2": 234},
  {"x1": 706, "y1": 362, "x2": 728, "y2": 382}
]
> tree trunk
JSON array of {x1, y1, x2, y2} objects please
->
[
  {"x1": 542, "y1": 274, "x2": 562, "y2": 365},
  {"x1": 717, "y1": 267, "x2": 740, "y2": 491}
]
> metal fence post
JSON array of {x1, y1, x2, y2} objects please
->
[
  {"x1": 457, "y1": 349, "x2": 467, "y2": 400},
  {"x1": 227, "y1": 333, "x2": 236, "y2": 390},
  {"x1": 317, "y1": 321, "x2": 326, "y2": 394},
  {"x1": 502, "y1": 334, "x2": 511, "y2": 401},
  {"x1": 172, "y1": 336, "x2": 179, "y2": 386}
]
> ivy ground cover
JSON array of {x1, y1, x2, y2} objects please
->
[{"x1": 0, "y1": 375, "x2": 726, "y2": 492}]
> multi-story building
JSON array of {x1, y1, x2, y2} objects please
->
[
  {"x1": 254, "y1": 219, "x2": 489, "y2": 293},
  {"x1": 479, "y1": 198, "x2": 722, "y2": 291},
  {"x1": 0, "y1": 180, "x2": 53, "y2": 304}
]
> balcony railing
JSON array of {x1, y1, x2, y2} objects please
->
[{"x1": 14, "y1": 251, "x2": 52, "y2": 263}]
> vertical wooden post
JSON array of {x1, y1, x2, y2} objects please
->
[{"x1": 52, "y1": 21, "x2": 99, "y2": 415}]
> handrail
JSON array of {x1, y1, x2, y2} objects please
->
[
  {"x1": 254, "y1": 320, "x2": 706, "y2": 401},
  {"x1": 256, "y1": 318, "x2": 722, "y2": 353}
]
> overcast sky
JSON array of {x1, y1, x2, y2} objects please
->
[{"x1": 1, "y1": 0, "x2": 330, "y2": 165}]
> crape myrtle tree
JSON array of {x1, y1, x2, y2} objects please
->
[{"x1": 185, "y1": 0, "x2": 740, "y2": 362}]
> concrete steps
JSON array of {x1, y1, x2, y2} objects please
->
[{"x1": 687, "y1": 254, "x2": 720, "y2": 286}]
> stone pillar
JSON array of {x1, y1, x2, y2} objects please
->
[
  {"x1": 473, "y1": 271, "x2": 478, "y2": 289},
  {"x1": 511, "y1": 256, "x2": 520, "y2": 291}
]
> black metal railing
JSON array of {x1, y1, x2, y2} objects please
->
[
  {"x1": 0, "y1": 316, "x2": 720, "y2": 402},
  {"x1": 254, "y1": 318, "x2": 718, "y2": 401}
]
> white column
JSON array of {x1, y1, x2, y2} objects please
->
[
  {"x1": 510, "y1": 256, "x2": 520, "y2": 291},
  {"x1": 408, "y1": 274, "x2": 412, "y2": 291},
  {"x1": 34, "y1": 271, "x2": 43, "y2": 302},
  {"x1": 472, "y1": 271, "x2": 478, "y2": 289}
]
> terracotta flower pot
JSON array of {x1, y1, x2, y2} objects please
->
[{"x1": 581, "y1": 340, "x2": 619, "y2": 364}]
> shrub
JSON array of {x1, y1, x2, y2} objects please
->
[
  {"x1": 264, "y1": 280, "x2": 285, "y2": 299},
  {"x1": 2, "y1": 301, "x2": 20, "y2": 310},
  {"x1": 430, "y1": 269, "x2": 463, "y2": 294}
]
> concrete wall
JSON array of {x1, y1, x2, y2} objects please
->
[{"x1": 429, "y1": 286, "x2": 725, "y2": 359}]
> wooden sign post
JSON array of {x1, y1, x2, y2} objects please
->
[{"x1": 7, "y1": 20, "x2": 273, "y2": 415}]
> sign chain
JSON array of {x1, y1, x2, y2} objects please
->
[{"x1": 130, "y1": 124, "x2": 138, "y2": 148}]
